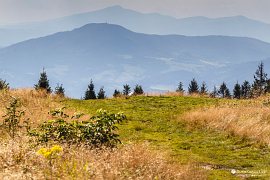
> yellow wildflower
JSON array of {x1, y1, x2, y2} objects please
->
[
  {"x1": 51, "y1": 145, "x2": 63, "y2": 153},
  {"x1": 37, "y1": 145, "x2": 63, "y2": 160}
]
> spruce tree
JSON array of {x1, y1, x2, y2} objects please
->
[
  {"x1": 266, "y1": 79, "x2": 270, "y2": 93},
  {"x1": 188, "y1": 78, "x2": 199, "y2": 94},
  {"x1": 210, "y1": 86, "x2": 218, "y2": 98},
  {"x1": 0, "y1": 79, "x2": 9, "y2": 90},
  {"x1": 97, "y1": 87, "x2": 106, "y2": 99},
  {"x1": 218, "y1": 82, "x2": 228, "y2": 98},
  {"x1": 123, "y1": 84, "x2": 131, "y2": 96},
  {"x1": 233, "y1": 82, "x2": 241, "y2": 99},
  {"x1": 113, "y1": 89, "x2": 121, "y2": 98},
  {"x1": 84, "y1": 79, "x2": 96, "y2": 100},
  {"x1": 176, "y1": 82, "x2": 184, "y2": 93},
  {"x1": 225, "y1": 88, "x2": 231, "y2": 98},
  {"x1": 200, "y1": 82, "x2": 207, "y2": 95},
  {"x1": 253, "y1": 62, "x2": 268, "y2": 96},
  {"x1": 241, "y1": 80, "x2": 251, "y2": 99},
  {"x1": 55, "y1": 84, "x2": 65, "y2": 97},
  {"x1": 34, "y1": 68, "x2": 51, "y2": 93},
  {"x1": 134, "y1": 84, "x2": 144, "y2": 95}
]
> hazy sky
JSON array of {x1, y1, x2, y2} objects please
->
[{"x1": 0, "y1": 0, "x2": 270, "y2": 24}]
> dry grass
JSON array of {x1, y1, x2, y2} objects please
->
[
  {"x1": 0, "y1": 137, "x2": 206, "y2": 179},
  {"x1": 145, "y1": 91, "x2": 185, "y2": 97},
  {"x1": 0, "y1": 89, "x2": 90, "y2": 140},
  {"x1": 145, "y1": 91, "x2": 209, "y2": 98},
  {"x1": 0, "y1": 89, "x2": 65, "y2": 125},
  {"x1": 181, "y1": 97, "x2": 270, "y2": 145}
]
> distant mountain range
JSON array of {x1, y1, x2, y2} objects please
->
[
  {"x1": 0, "y1": 23, "x2": 270, "y2": 97},
  {"x1": 0, "y1": 6, "x2": 270, "y2": 47}
]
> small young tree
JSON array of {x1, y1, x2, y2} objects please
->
[
  {"x1": 218, "y1": 82, "x2": 228, "y2": 98},
  {"x1": 266, "y1": 79, "x2": 270, "y2": 93},
  {"x1": 253, "y1": 62, "x2": 268, "y2": 96},
  {"x1": 123, "y1": 84, "x2": 131, "y2": 96},
  {"x1": 225, "y1": 88, "x2": 231, "y2": 99},
  {"x1": 241, "y1": 80, "x2": 251, "y2": 99},
  {"x1": 210, "y1": 86, "x2": 218, "y2": 98},
  {"x1": 97, "y1": 87, "x2": 106, "y2": 99},
  {"x1": 34, "y1": 68, "x2": 51, "y2": 93},
  {"x1": 134, "y1": 84, "x2": 144, "y2": 95},
  {"x1": 2, "y1": 97, "x2": 25, "y2": 138},
  {"x1": 0, "y1": 79, "x2": 9, "y2": 90},
  {"x1": 113, "y1": 89, "x2": 121, "y2": 98},
  {"x1": 188, "y1": 78, "x2": 199, "y2": 94},
  {"x1": 200, "y1": 82, "x2": 207, "y2": 95},
  {"x1": 233, "y1": 82, "x2": 241, "y2": 99},
  {"x1": 55, "y1": 84, "x2": 65, "y2": 97},
  {"x1": 84, "y1": 79, "x2": 96, "y2": 100},
  {"x1": 176, "y1": 82, "x2": 184, "y2": 93}
]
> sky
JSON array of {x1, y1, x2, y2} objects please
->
[{"x1": 0, "y1": 0, "x2": 270, "y2": 24}]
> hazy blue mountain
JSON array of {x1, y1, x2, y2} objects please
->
[
  {"x1": 0, "y1": 23, "x2": 270, "y2": 97},
  {"x1": 1, "y1": 6, "x2": 270, "y2": 47}
]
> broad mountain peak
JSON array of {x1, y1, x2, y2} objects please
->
[{"x1": 1, "y1": 23, "x2": 270, "y2": 97}]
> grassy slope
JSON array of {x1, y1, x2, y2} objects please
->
[{"x1": 66, "y1": 96, "x2": 270, "y2": 179}]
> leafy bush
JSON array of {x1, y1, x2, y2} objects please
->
[
  {"x1": 29, "y1": 109, "x2": 126, "y2": 147},
  {"x1": 48, "y1": 107, "x2": 69, "y2": 118}
]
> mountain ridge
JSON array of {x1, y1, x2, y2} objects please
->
[
  {"x1": 0, "y1": 6, "x2": 270, "y2": 47},
  {"x1": 1, "y1": 23, "x2": 270, "y2": 97}
]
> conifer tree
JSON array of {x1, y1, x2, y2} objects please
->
[
  {"x1": 218, "y1": 82, "x2": 228, "y2": 98},
  {"x1": 188, "y1": 78, "x2": 199, "y2": 94},
  {"x1": 97, "y1": 87, "x2": 106, "y2": 99},
  {"x1": 253, "y1": 62, "x2": 268, "y2": 96},
  {"x1": 123, "y1": 84, "x2": 131, "y2": 96},
  {"x1": 34, "y1": 68, "x2": 51, "y2": 93},
  {"x1": 200, "y1": 82, "x2": 207, "y2": 95},
  {"x1": 233, "y1": 82, "x2": 241, "y2": 99},
  {"x1": 0, "y1": 79, "x2": 9, "y2": 90},
  {"x1": 55, "y1": 84, "x2": 65, "y2": 97},
  {"x1": 176, "y1": 82, "x2": 184, "y2": 93},
  {"x1": 210, "y1": 86, "x2": 218, "y2": 98},
  {"x1": 265, "y1": 79, "x2": 270, "y2": 93},
  {"x1": 84, "y1": 79, "x2": 96, "y2": 100},
  {"x1": 225, "y1": 88, "x2": 231, "y2": 98},
  {"x1": 134, "y1": 84, "x2": 144, "y2": 95},
  {"x1": 241, "y1": 80, "x2": 251, "y2": 99},
  {"x1": 113, "y1": 89, "x2": 121, "y2": 98}
]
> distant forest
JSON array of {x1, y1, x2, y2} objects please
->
[{"x1": 0, "y1": 62, "x2": 269, "y2": 100}]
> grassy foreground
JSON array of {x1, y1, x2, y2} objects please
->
[
  {"x1": 66, "y1": 95, "x2": 270, "y2": 179},
  {"x1": 1, "y1": 89, "x2": 270, "y2": 179},
  {"x1": 0, "y1": 90, "x2": 204, "y2": 179}
]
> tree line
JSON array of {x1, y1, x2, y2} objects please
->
[
  {"x1": 84, "y1": 80, "x2": 144, "y2": 100},
  {"x1": 0, "y1": 68, "x2": 144, "y2": 99},
  {"x1": 0, "y1": 62, "x2": 269, "y2": 99},
  {"x1": 178, "y1": 62, "x2": 269, "y2": 99}
]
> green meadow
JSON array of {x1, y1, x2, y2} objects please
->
[{"x1": 66, "y1": 96, "x2": 270, "y2": 179}]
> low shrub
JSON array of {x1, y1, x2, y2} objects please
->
[{"x1": 29, "y1": 108, "x2": 126, "y2": 147}]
